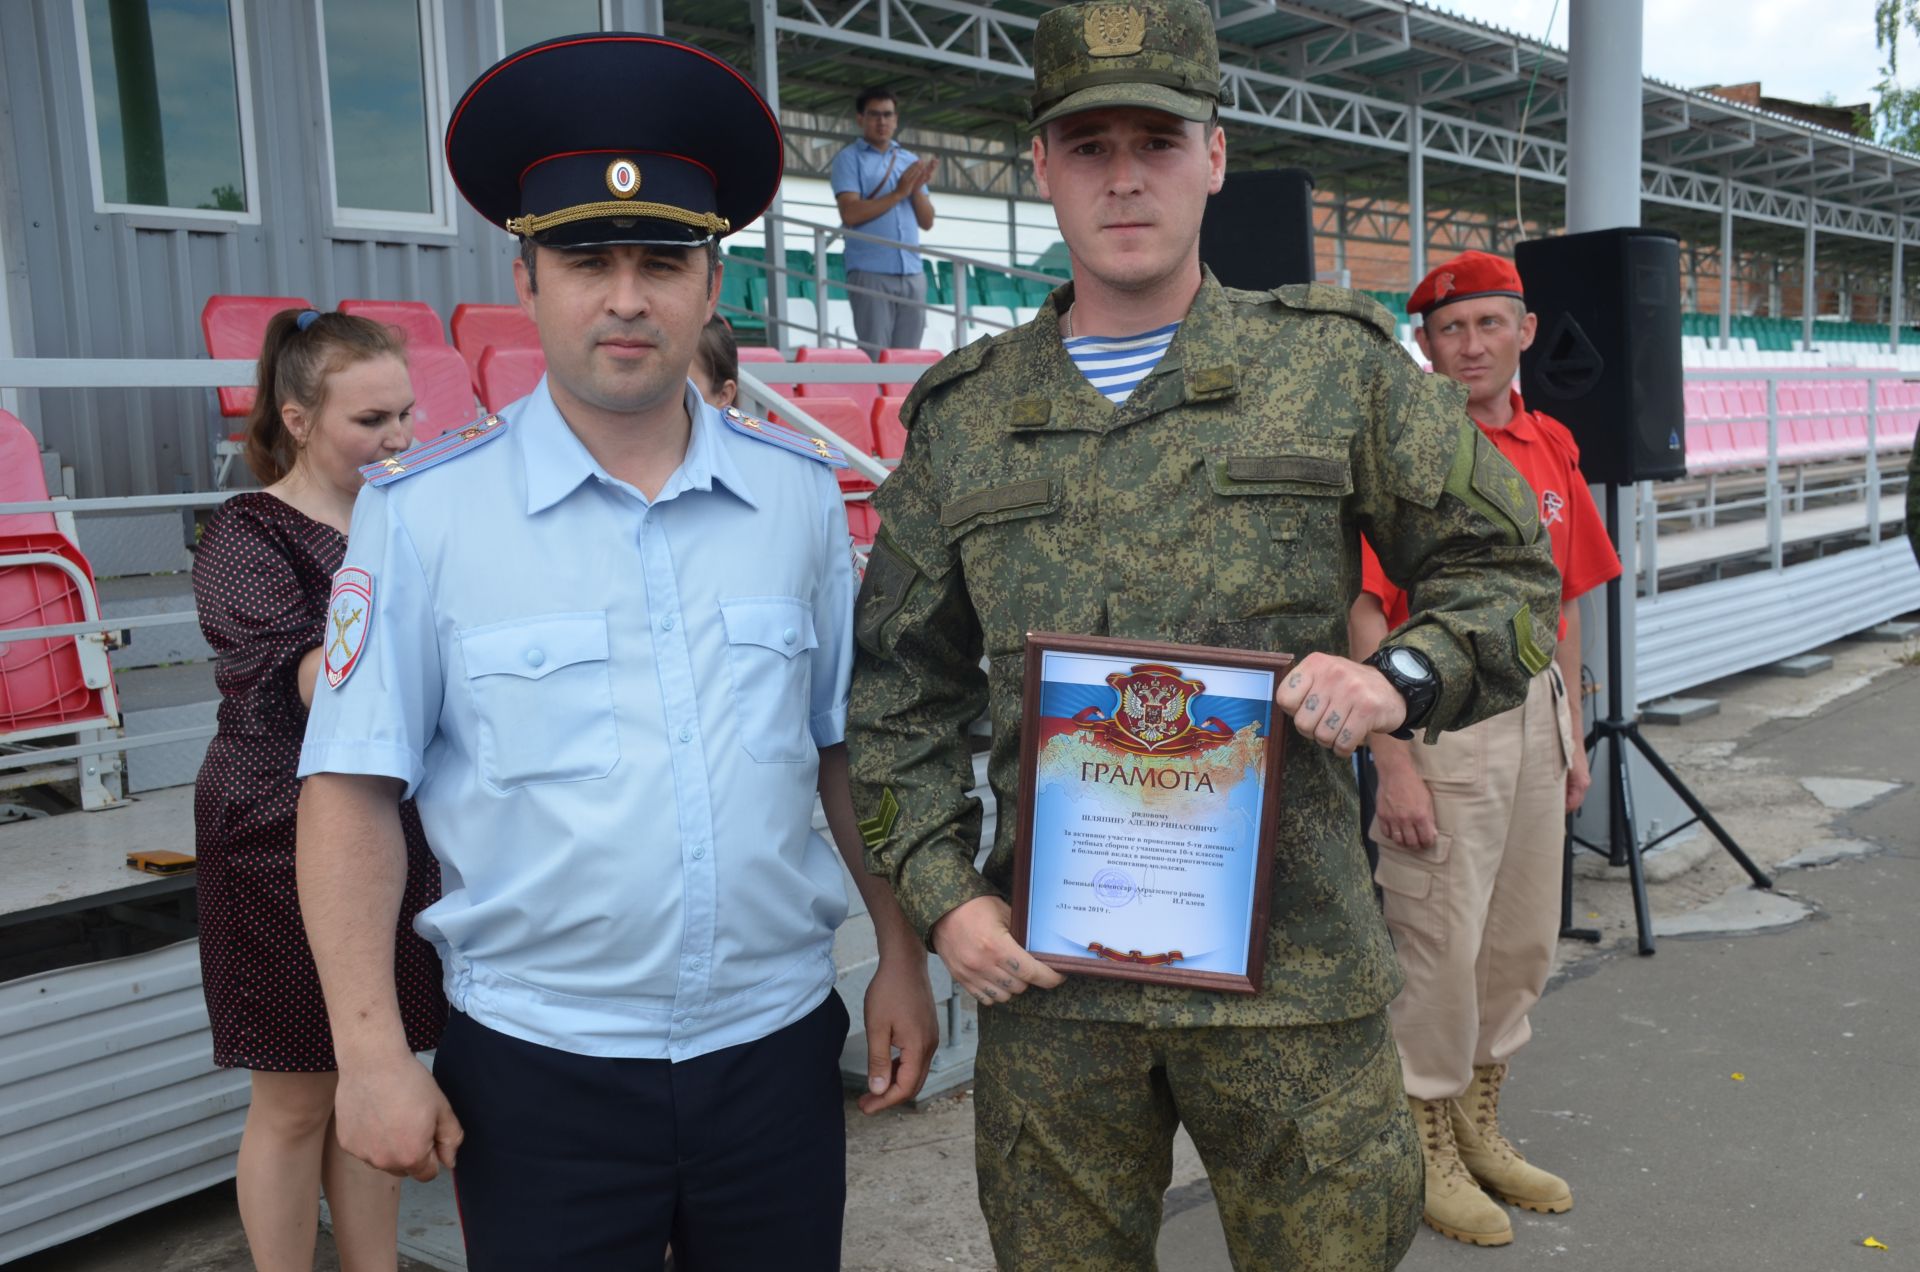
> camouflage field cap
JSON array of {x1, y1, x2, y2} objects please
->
[{"x1": 1029, "y1": 0, "x2": 1222, "y2": 131}]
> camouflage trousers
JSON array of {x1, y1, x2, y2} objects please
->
[{"x1": 973, "y1": 1008, "x2": 1421, "y2": 1271}]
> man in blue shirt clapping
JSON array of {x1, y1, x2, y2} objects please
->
[{"x1": 831, "y1": 87, "x2": 938, "y2": 353}]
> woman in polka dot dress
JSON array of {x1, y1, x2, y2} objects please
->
[{"x1": 193, "y1": 308, "x2": 446, "y2": 1271}]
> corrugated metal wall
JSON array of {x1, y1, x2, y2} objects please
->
[
  {"x1": 0, "y1": 0, "x2": 570, "y2": 498},
  {"x1": 0, "y1": 940, "x2": 249, "y2": 1262}
]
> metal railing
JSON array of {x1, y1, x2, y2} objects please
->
[
  {"x1": 1640, "y1": 368, "x2": 1916, "y2": 595},
  {"x1": 720, "y1": 212, "x2": 1067, "y2": 355},
  {"x1": 0, "y1": 355, "x2": 929, "y2": 777}
]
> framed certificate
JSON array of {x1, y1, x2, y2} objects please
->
[{"x1": 1011, "y1": 633, "x2": 1291, "y2": 995}]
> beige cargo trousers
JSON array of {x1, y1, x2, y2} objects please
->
[{"x1": 1373, "y1": 667, "x2": 1574, "y2": 1099}]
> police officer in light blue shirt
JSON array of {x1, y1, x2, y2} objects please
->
[
  {"x1": 294, "y1": 33, "x2": 937, "y2": 1270},
  {"x1": 831, "y1": 86, "x2": 938, "y2": 352}
]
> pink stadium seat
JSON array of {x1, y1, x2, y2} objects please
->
[
  {"x1": 406, "y1": 344, "x2": 483, "y2": 443},
  {"x1": 341, "y1": 299, "x2": 448, "y2": 349},
  {"x1": 871, "y1": 398, "x2": 908, "y2": 460},
  {"x1": 450, "y1": 303, "x2": 539, "y2": 388},
  {"x1": 1683, "y1": 386, "x2": 1707, "y2": 421},
  {"x1": 794, "y1": 346, "x2": 879, "y2": 414},
  {"x1": 877, "y1": 348, "x2": 940, "y2": 366},
  {"x1": 0, "y1": 410, "x2": 118, "y2": 740},
  {"x1": 201, "y1": 294, "x2": 313, "y2": 416},
  {"x1": 478, "y1": 346, "x2": 547, "y2": 412}
]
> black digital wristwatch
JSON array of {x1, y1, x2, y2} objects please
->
[{"x1": 1364, "y1": 645, "x2": 1439, "y2": 741}]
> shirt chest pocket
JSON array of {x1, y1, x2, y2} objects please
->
[
  {"x1": 719, "y1": 597, "x2": 819, "y2": 763},
  {"x1": 459, "y1": 613, "x2": 619, "y2": 792},
  {"x1": 1204, "y1": 447, "x2": 1353, "y2": 617}
]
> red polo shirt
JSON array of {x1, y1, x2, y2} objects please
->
[{"x1": 1361, "y1": 386, "x2": 1621, "y2": 638}]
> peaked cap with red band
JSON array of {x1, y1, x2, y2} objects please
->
[
  {"x1": 446, "y1": 33, "x2": 783, "y2": 247},
  {"x1": 1407, "y1": 250, "x2": 1526, "y2": 319}
]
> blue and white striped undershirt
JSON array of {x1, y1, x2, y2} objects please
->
[{"x1": 1064, "y1": 321, "x2": 1180, "y2": 404}]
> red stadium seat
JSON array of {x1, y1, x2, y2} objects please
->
[
  {"x1": 871, "y1": 397, "x2": 908, "y2": 460},
  {"x1": 779, "y1": 396, "x2": 877, "y2": 492},
  {"x1": 845, "y1": 501, "x2": 880, "y2": 548},
  {"x1": 341, "y1": 299, "x2": 448, "y2": 349},
  {"x1": 406, "y1": 344, "x2": 484, "y2": 443},
  {"x1": 0, "y1": 410, "x2": 118, "y2": 741},
  {"x1": 738, "y1": 346, "x2": 796, "y2": 410},
  {"x1": 877, "y1": 348, "x2": 940, "y2": 366},
  {"x1": 451, "y1": 303, "x2": 540, "y2": 388},
  {"x1": 794, "y1": 346, "x2": 879, "y2": 415},
  {"x1": 478, "y1": 346, "x2": 547, "y2": 412},
  {"x1": 201, "y1": 294, "x2": 312, "y2": 416}
]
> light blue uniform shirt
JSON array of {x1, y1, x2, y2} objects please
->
[
  {"x1": 298, "y1": 378, "x2": 857, "y2": 1062},
  {"x1": 830, "y1": 138, "x2": 924, "y2": 274}
]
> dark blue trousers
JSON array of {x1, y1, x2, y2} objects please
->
[{"x1": 435, "y1": 992, "x2": 850, "y2": 1271}]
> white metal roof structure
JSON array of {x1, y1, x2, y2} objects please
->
[{"x1": 681, "y1": 1, "x2": 1920, "y2": 333}]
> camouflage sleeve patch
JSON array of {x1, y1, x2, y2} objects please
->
[
  {"x1": 1512, "y1": 604, "x2": 1553, "y2": 677},
  {"x1": 1267, "y1": 283, "x2": 1399, "y2": 342},
  {"x1": 857, "y1": 786, "x2": 899, "y2": 850},
  {"x1": 1444, "y1": 426, "x2": 1541, "y2": 547}
]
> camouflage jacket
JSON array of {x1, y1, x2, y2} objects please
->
[{"x1": 847, "y1": 273, "x2": 1562, "y2": 1027}]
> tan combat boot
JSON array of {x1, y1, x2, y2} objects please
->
[
  {"x1": 1450, "y1": 1064, "x2": 1573, "y2": 1214},
  {"x1": 1409, "y1": 1095, "x2": 1513, "y2": 1247}
]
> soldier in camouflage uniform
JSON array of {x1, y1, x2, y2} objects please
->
[{"x1": 845, "y1": 3, "x2": 1563, "y2": 1268}]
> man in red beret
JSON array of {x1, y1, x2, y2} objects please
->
[{"x1": 1350, "y1": 250, "x2": 1621, "y2": 1249}]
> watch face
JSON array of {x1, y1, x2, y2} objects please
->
[{"x1": 1388, "y1": 647, "x2": 1429, "y2": 681}]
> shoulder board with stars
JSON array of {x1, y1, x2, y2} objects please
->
[
  {"x1": 358, "y1": 415, "x2": 507, "y2": 487},
  {"x1": 720, "y1": 405, "x2": 848, "y2": 468}
]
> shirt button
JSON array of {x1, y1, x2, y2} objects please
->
[
  {"x1": 692, "y1": 846, "x2": 706, "y2": 860},
  {"x1": 524, "y1": 648, "x2": 545, "y2": 667},
  {"x1": 660, "y1": 615, "x2": 675, "y2": 632},
  {"x1": 782, "y1": 626, "x2": 798, "y2": 646},
  {"x1": 679, "y1": 724, "x2": 692, "y2": 743}
]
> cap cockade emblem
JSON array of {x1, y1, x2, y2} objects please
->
[
  {"x1": 1083, "y1": 4, "x2": 1147, "y2": 57},
  {"x1": 605, "y1": 157, "x2": 642, "y2": 199}
]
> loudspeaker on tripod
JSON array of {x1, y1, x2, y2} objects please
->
[
  {"x1": 1515, "y1": 227, "x2": 1687, "y2": 484},
  {"x1": 1199, "y1": 168, "x2": 1317, "y2": 291}
]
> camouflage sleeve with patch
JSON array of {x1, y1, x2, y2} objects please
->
[
  {"x1": 846, "y1": 405, "x2": 999, "y2": 944},
  {"x1": 1348, "y1": 340, "x2": 1562, "y2": 740},
  {"x1": 1907, "y1": 444, "x2": 1920, "y2": 567}
]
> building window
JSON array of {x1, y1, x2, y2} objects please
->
[
  {"x1": 76, "y1": 0, "x2": 256, "y2": 218},
  {"x1": 318, "y1": 0, "x2": 453, "y2": 231},
  {"x1": 498, "y1": 0, "x2": 604, "y2": 56}
]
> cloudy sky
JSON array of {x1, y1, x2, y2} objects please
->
[{"x1": 1437, "y1": 1, "x2": 1883, "y2": 108}]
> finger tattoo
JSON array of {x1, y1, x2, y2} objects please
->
[
  {"x1": 1339, "y1": 728, "x2": 1353, "y2": 746},
  {"x1": 1289, "y1": 674, "x2": 1302, "y2": 689},
  {"x1": 1004, "y1": 958, "x2": 1021, "y2": 973},
  {"x1": 1325, "y1": 711, "x2": 1341, "y2": 729},
  {"x1": 1305, "y1": 694, "x2": 1319, "y2": 712},
  {"x1": 996, "y1": 977, "x2": 1014, "y2": 990}
]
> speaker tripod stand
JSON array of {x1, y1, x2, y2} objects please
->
[{"x1": 1563, "y1": 485, "x2": 1772, "y2": 955}]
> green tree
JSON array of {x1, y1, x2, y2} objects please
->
[{"x1": 1875, "y1": 0, "x2": 1920, "y2": 151}]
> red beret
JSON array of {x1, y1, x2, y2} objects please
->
[{"x1": 1407, "y1": 251, "x2": 1525, "y2": 318}]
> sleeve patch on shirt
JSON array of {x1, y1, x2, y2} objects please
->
[
  {"x1": 859, "y1": 787, "x2": 900, "y2": 850},
  {"x1": 324, "y1": 567, "x2": 373, "y2": 690}
]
